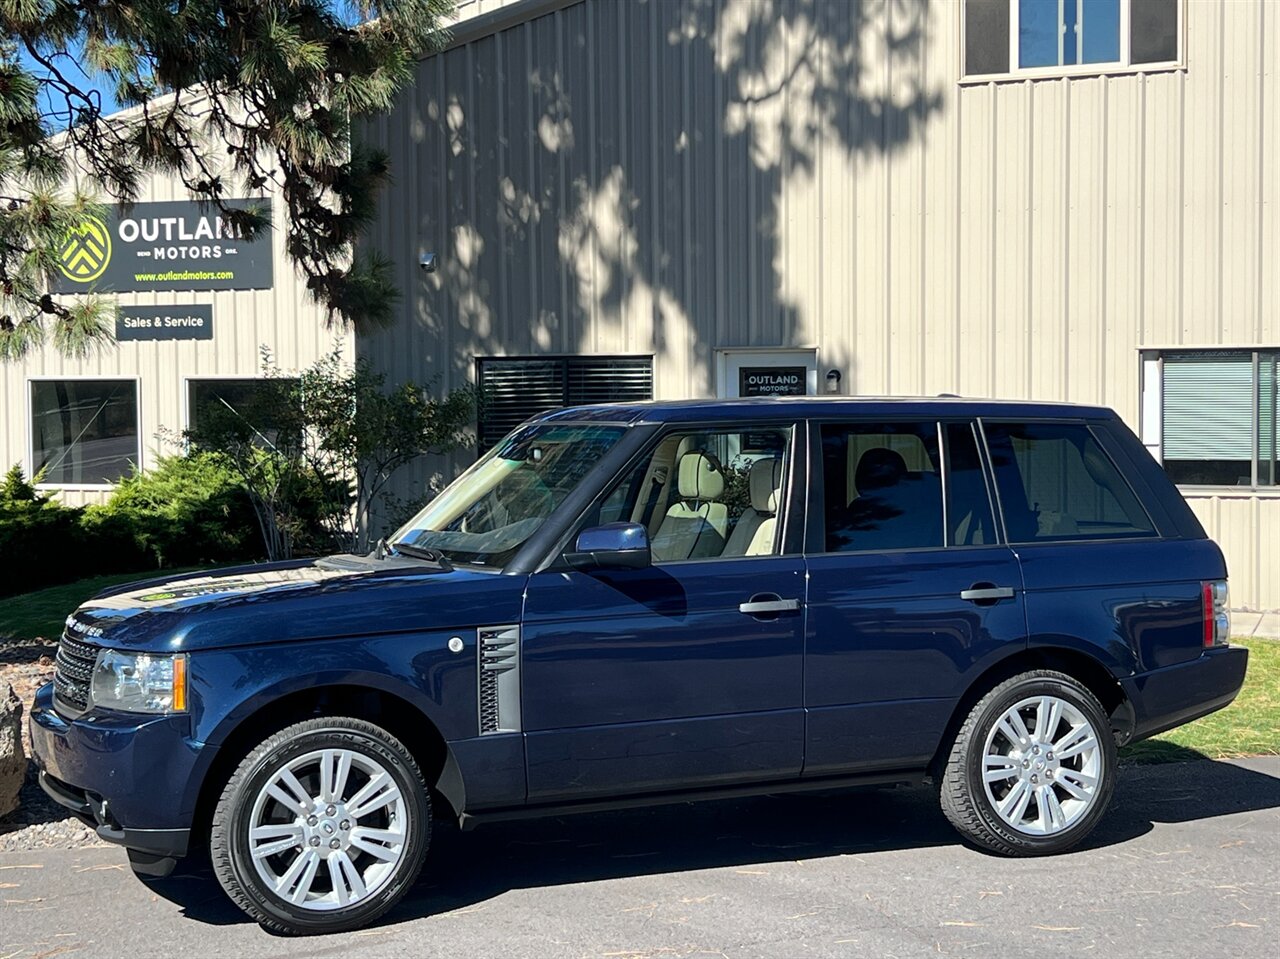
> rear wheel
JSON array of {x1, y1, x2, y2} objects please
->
[
  {"x1": 940, "y1": 670, "x2": 1116, "y2": 856},
  {"x1": 210, "y1": 717, "x2": 430, "y2": 935}
]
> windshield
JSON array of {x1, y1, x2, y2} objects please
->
[{"x1": 392, "y1": 423, "x2": 627, "y2": 567}]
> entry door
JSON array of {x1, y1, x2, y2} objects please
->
[
  {"x1": 717, "y1": 350, "x2": 818, "y2": 399},
  {"x1": 520, "y1": 422, "x2": 806, "y2": 802},
  {"x1": 803, "y1": 419, "x2": 1028, "y2": 777}
]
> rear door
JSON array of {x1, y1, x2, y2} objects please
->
[
  {"x1": 981, "y1": 418, "x2": 1215, "y2": 674},
  {"x1": 803, "y1": 419, "x2": 1028, "y2": 777}
]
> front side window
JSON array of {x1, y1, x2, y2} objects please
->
[
  {"x1": 1144, "y1": 351, "x2": 1279, "y2": 488},
  {"x1": 30, "y1": 380, "x2": 139, "y2": 486},
  {"x1": 394, "y1": 423, "x2": 626, "y2": 567},
  {"x1": 984, "y1": 422, "x2": 1155, "y2": 542},
  {"x1": 963, "y1": 0, "x2": 1180, "y2": 79},
  {"x1": 590, "y1": 426, "x2": 792, "y2": 563}
]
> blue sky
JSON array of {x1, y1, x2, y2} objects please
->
[{"x1": 20, "y1": 43, "x2": 120, "y2": 128}]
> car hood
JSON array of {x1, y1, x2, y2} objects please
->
[{"x1": 64, "y1": 557, "x2": 519, "y2": 652}]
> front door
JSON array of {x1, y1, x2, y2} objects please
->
[
  {"x1": 803, "y1": 418, "x2": 1028, "y2": 776},
  {"x1": 520, "y1": 421, "x2": 806, "y2": 802}
]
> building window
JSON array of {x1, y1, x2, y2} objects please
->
[
  {"x1": 1141, "y1": 351, "x2": 1279, "y2": 488},
  {"x1": 475, "y1": 356, "x2": 654, "y2": 451},
  {"x1": 186, "y1": 378, "x2": 298, "y2": 445},
  {"x1": 30, "y1": 380, "x2": 140, "y2": 487},
  {"x1": 962, "y1": 0, "x2": 1180, "y2": 80}
]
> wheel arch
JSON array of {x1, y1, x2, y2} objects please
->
[
  {"x1": 190, "y1": 682, "x2": 465, "y2": 854},
  {"x1": 928, "y1": 646, "x2": 1135, "y2": 780}
]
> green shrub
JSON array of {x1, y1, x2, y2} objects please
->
[
  {"x1": 0, "y1": 465, "x2": 146, "y2": 598},
  {"x1": 89, "y1": 453, "x2": 262, "y2": 568}
]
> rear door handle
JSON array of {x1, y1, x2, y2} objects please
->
[
  {"x1": 739, "y1": 597, "x2": 801, "y2": 614},
  {"x1": 959, "y1": 586, "x2": 1016, "y2": 602}
]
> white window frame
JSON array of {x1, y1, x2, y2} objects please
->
[
  {"x1": 960, "y1": 0, "x2": 1185, "y2": 85},
  {"x1": 1139, "y1": 348, "x2": 1280, "y2": 494},
  {"x1": 28, "y1": 375, "x2": 143, "y2": 491}
]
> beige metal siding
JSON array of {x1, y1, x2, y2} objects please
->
[
  {"x1": 359, "y1": 0, "x2": 1280, "y2": 607},
  {"x1": 0, "y1": 167, "x2": 339, "y2": 508}
]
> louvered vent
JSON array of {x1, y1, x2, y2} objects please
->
[
  {"x1": 476, "y1": 356, "x2": 653, "y2": 451},
  {"x1": 478, "y1": 624, "x2": 521, "y2": 734}
]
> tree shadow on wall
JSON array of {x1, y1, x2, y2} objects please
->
[{"x1": 376, "y1": 0, "x2": 944, "y2": 389}]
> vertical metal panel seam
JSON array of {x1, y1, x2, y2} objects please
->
[
  {"x1": 1099, "y1": 78, "x2": 1109, "y2": 404},
  {"x1": 681, "y1": 0, "x2": 693, "y2": 368},
  {"x1": 953, "y1": 82, "x2": 963, "y2": 391},
  {"x1": 917, "y1": 0, "x2": 928, "y2": 393},
  {"x1": 617, "y1": 1, "x2": 631, "y2": 343},
  {"x1": 496, "y1": 30, "x2": 509, "y2": 345},
  {"x1": 524, "y1": 22, "x2": 537, "y2": 348},
  {"x1": 1216, "y1": 4, "x2": 1226, "y2": 344},
  {"x1": 988, "y1": 81, "x2": 997, "y2": 396},
  {"x1": 1257, "y1": 0, "x2": 1267, "y2": 343},
  {"x1": 585, "y1": 0, "x2": 597, "y2": 351},
  {"x1": 555, "y1": 11, "x2": 570, "y2": 351},
  {"x1": 883, "y1": 0, "x2": 892, "y2": 392},
  {"x1": 1177, "y1": 50, "x2": 1185, "y2": 343},
  {"x1": 1138, "y1": 73, "x2": 1147, "y2": 348},
  {"x1": 649, "y1": 0, "x2": 662, "y2": 348},
  {"x1": 713, "y1": 0, "x2": 725, "y2": 349},
  {"x1": 1062, "y1": 78, "x2": 1071, "y2": 400}
]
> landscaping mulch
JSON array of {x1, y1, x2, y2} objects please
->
[{"x1": 1, "y1": 636, "x2": 107, "y2": 852}]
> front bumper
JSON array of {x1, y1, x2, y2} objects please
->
[
  {"x1": 28, "y1": 682, "x2": 202, "y2": 862},
  {"x1": 1122, "y1": 644, "x2": 1250, "y2": 742}
]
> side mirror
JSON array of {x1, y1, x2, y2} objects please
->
[{"x1": 565, "y1": 522, "x2": 651, "y2": 571}]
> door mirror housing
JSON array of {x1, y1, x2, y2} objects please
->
[{"x1": 565, "y1": 522, "x2": 652, "y2": 571}]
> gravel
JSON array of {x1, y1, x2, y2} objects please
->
[{"x1": 0, "y1": 635, "x2": 108, "y2": 852}]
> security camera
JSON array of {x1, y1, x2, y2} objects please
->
[{"x1": 419, "y1": 252, "x2": 438, "y2": 274}]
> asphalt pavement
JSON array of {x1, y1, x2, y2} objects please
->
[{"x1": 2, "y1": 756, "x2": 1278, "y2": 959}]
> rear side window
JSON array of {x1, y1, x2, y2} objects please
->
[
  {"x1": 820, "y1": 422, "x2": 944, "y2": 552},
  {"x1": 984, "y1": 422, "x2": 1156, "y2": 542}
]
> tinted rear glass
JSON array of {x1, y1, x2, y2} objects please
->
[{"x1": 984, "y1": 422, "x2": 1156, "y2": 542}]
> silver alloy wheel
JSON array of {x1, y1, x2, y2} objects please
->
[
  {"x1": 248, "y1": 748, "x2": 409, "y2": 911},
  {"x1": 981, "y1": 695, "x2": 1102, "y2": 836}
]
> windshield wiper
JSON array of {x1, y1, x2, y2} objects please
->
[{"x1": 387, "y1": 541, "x2": 454, "y2": 571}]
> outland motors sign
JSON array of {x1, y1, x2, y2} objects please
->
[
  {"x1": 116, "y1": 305, "x2": 213, "y2": 341},
  {"x1": 738, "y1": 366, "x2": 807, "y2": 397},
  {"x1": 54, "y1": 199, "x2": 273, "y2": 293}
]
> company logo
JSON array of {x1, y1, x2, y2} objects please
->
[{"x1": 58, "y1": 216, "x2": 113, "y2": 283}]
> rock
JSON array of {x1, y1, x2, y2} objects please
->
[{"x1": 0, "y1": 684, "x2": 25, "y2": 819}]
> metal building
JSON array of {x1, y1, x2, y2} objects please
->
[{"x1": 3, "y1": 0, "x2": 1277, "y2": 612}]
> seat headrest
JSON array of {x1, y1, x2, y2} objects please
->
[
  {"x1": 677, "y1": 451, "x2": 725, "y2": 501},
  {"x1": 855, "y1": 448, "x2": 907, "y2": 493},
  {"x1": 748, "y1": 458, "x2": 782, "y2": 513}
]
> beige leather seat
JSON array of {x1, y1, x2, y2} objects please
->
[
  {"x1": 723, "y1": 458, "x2": 782, "y2": 557},
  {"x1": 651, "y1": 452, "x2": 728, "y2": 561}
]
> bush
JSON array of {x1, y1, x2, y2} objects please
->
[
  {"x1": 0, "y1": 465, "x2": 146, "y2": 598},
  {"x1": 88, "y1": 453, "x2": 262, "y2": 569}
]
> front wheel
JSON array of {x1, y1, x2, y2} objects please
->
[
  {"x1": 940, "y1": 670, "x2": 1117, "y2": 856},
  {"x1": 210, "y1": 717, "x2": 431, "y2": 935}
]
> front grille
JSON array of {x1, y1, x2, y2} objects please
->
[{"x1": 54, "y1": 633, "x2": 99, "y2": 714}]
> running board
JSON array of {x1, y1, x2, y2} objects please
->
[{"x1": 457, "y1": 768, "x2": 927, "y2": 831}]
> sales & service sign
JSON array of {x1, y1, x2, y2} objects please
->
[{"x1": 54, "y1": 198, "x2": 273, "y2": 293}]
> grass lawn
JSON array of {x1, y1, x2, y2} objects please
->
[
  {"x1": 1121, "y1": 637, "x2": 1280, "y2": 763},
  {"x1": 0, "y1": 568, "x2": 204, "y2": 643}
]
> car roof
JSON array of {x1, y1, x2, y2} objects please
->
[{"x1": 532, "y1": 395, "x2": 1116, "y2": 426}]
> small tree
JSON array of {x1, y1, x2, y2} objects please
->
[
  {"x1": 182, "y1": 348, "x2": 334, "y2": 561},
  {"x1": 187, "y1": 346, "x2": 473, "y2": 560},
  {"x1": 301, "y1": 347, "x2": 473, "y2": 553}
]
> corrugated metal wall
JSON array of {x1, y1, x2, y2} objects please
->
[
  {"x1": 358, "y1": 0, "x2": 1278, "y2": 607},
  {"x1": 0, "y1": 166, "x2": 340, "y2": 507}
]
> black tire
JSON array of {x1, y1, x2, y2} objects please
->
[
  {"x1": 210, "y1": 717, "x2": 431, "y2": 935},
  {"x1": 940, "y1": 670, "x2": 1117, "y2": 856}
]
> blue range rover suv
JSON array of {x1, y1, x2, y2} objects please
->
[{"x1": 30, "y1": 397, "x2": 1248, "y2": 934}]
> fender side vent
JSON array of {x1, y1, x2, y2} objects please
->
[{"x1": 478, "y1": 624, "x2": 521, "y2": 734}]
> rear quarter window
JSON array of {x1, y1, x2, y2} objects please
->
[{"x1": 983, "y1": 421, "x2": 1156, "y2": 543}]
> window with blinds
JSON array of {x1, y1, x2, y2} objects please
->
[
  {"x1": 1158, "y1": 351, "x2": 1279, "y2": 487},
  {"x1": 475, "y1": 356, "x2": 653, "y2": 451}
]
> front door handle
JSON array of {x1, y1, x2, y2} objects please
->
[
  {"x1": 960, "y1": 585, "x2": 1016, "y2": 603},
  {"x1": 739, "y1": 595, "x2": 801, "y2": 615}
]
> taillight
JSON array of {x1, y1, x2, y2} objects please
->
[{"x1": 1202, "y1": 580, "x2": 1230, "y2": 648}]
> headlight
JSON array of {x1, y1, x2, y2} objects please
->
[{"x1": 90, "y1": 650, "x2": 188, "y2": 714}]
